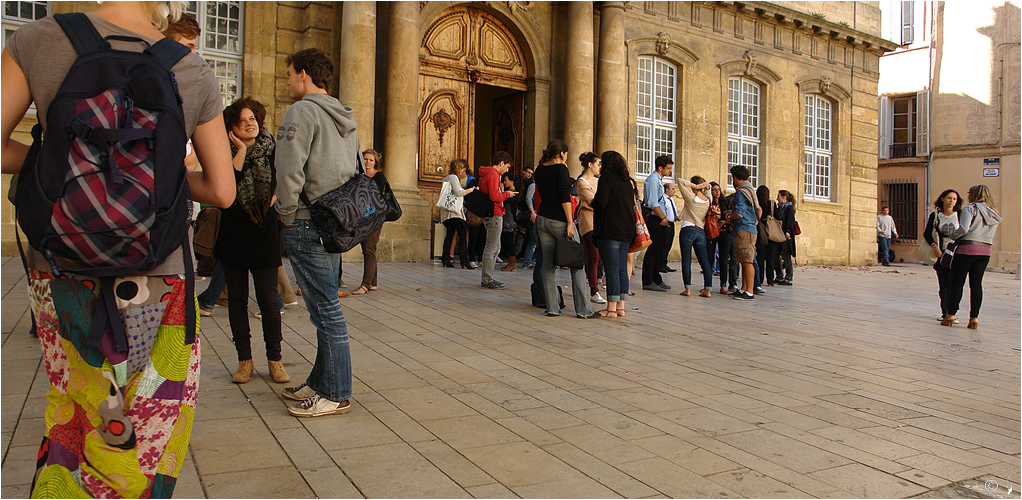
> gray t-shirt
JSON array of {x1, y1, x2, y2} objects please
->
[{"x1": 9, "y1": 12, "x2": 224, "y2": 275}]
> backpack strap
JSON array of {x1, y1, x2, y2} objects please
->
[
  {"x1": 148, "y1": 38, "x2": 191, "y2": 72},
  {"x1": 53, "y1": 13, "x2": 110, "y2": 56}
]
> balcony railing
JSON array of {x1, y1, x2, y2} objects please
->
[{"x1": 890, "y1": 143, "x2": 916, "y2": 158}]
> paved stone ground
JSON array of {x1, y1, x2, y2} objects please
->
[{"x1": 2, "y1": 256, "x2": 1019, "y2": 498}]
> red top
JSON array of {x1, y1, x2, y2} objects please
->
[{"x1": 478, "y1": 165, "x2": 512, "y2": 216}]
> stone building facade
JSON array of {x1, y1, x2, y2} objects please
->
[
  {"x1": 878, "y1": 0, "x2": 1019, "y2": 272},
  {"x1": 1, "y1": 1, "x2": 898, "y2": 265}
]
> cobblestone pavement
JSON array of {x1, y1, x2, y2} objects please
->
[{"x1": 2, "y1": 256, "x2": 1019, "y2": 498}]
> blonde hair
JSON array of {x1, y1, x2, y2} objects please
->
[
  {"x1": 142, "y1": 1, "x2": 187, "y2": 32},
  {"x1": 448, "y1": 158, "x2": 468, "y2": 176},
  {"x1": 967, "y1": 184, "x2": 996, "y2": 209}
]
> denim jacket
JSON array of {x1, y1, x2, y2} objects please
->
[{"x1": 732, "y1": 185, "x2": 758, "y2": 234}]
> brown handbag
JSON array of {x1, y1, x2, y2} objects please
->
[{"x1": 465, "y1": 210, "x2": 483, "y2": 227}]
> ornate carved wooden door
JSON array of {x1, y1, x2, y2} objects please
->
[
  {"x1": 418, "y1": 6, "x2": 528, "y2": 188},
  {"x1": 493, "y1": 92, "x2": 525, "y2": 175}
]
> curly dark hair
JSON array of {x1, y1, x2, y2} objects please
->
[
  {"x1": 600, "y1": 150, "x2": 630, "y2": 182},
  {"x1": 286, "y1": 48, "x2": 334, "y2": 93},
  {"x1": 223, "y1": 97, "x2": 267, "y2": 132}
]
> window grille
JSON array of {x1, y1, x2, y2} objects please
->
[
  {"x1": 636, "y1": 56, "x2": 677, "y2": 178},
  {"x1": 881, "y1": 180, "x2": 918, "y2": 241}
]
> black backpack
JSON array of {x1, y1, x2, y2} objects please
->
[{"x1": 15, "y1": 13, "x2": 196, "y2": 351}]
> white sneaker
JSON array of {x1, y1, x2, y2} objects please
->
[
  {"x1": 281, "y1": 383, "x2": 316, "y2": 401},
  {"x1": 590, "y1": 292, "x2": 607, "y2": 304},
  {"x1": 287, "y1": 394, "x2": 351, "y2": 418}
]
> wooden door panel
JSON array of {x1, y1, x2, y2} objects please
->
[
  {"x1": 418, "y1": 75, "x2": 471, "y2": 185},
  {"x1": 493, "y1": 92, "x2": 525, "y2": 174}
]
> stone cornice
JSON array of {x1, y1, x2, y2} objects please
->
[{"x1": 722, "y1": 1, "x2": 900, "y2": 55}]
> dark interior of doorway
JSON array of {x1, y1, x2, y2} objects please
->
[{"x1": 474, "y1": 84, "x2": 522, "y2": 172}]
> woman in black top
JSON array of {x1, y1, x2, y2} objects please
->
[
  {"x1": 755, "y1": 185, "x2": 780, "y2": 289},
  {"x1": 352, "y1": 149, "x2": 388, "y2": 295},
  {"x1": 592, "y1": 151, "x2": 635, "y2": 318},
  {"x1": 923, "y1": 189, "x2": 962, "y2": 320},
  {"x1": 775, "y1": 190, "x2": 797, "y2": 285},
  {"x1": 217, "y1": 98, "x2": 287, "y2": 384},
  {"x1": 534, "y1": 140, "x2": 597, "y2": 319}
]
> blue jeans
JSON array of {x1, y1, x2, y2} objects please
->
[
  {"x1": 197, "y1": 262, "x2": 226, "y2": 308},
  {"x1": 678, "y1": 226, "x2": 713, "y2": 290},
  {"x1": 537, "y1": 217, "x2": 593, "y2": 317},
  {"x1": 596, "y1": 238, "x2": 630, "y2": 302},
  {"x1": 878, "y1": 236, "x2": 891, "y2": 263},
  {"x1": 522, "y1": 222, "x2": 539, "y2": 267},
  {"x1": 711, "y1": 233, "x2": 735, "y2": 289},
  {"x1": 282, "y1": 220, "x2": 352, "y2": 402}
]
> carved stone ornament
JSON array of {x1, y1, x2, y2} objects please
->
[
  {"x1": 656, "y1": 32, "x2": 671, "y2": 56},
  {"x1": 819, "y1": 76, "x2": 832, "y2": 95},
  {"x1": 506, "y1": 1, "x2": 533, "y2": 13},
  {"x1": 432, "y1": 108, "x2": 456, "y2": 147},
  {"x1": 743, "y1": 49, "x2": 758, "y2": 77}
]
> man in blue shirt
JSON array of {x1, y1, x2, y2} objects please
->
[
  {"x1": 729, "y1": 165, "x2": 762, "y2": 300},
  {"x1": 642, "y1": 156, "x2": 673, "y2": 291}
]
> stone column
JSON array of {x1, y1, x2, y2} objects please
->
[
  {"x1": 564, "y1": 1, "x2": 594, "y2": 176},
  {"x1": 381, "y1": 1, "x2": 428, "y2": 261},
  {"x1": 338, "y1": 1, "x2": 376, "y2": 148},
  {"x1": 596, "y1": 1, "x2": 627, "y2": 155}
]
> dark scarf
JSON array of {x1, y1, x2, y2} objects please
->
[{"x1": 231, "y1": 133, "x2": 275, "y2": 227}]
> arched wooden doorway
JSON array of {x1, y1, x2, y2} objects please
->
[{"x1": 418, "y1": 6, "x2": 529, "y2": 190}]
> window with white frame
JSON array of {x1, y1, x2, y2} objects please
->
[
  {"x1": 2, "y1": 1, "x2": 48, "y2": 51},
  {"x1": 184, "y1": 1, "x2": 243, "y2": 106},
  {"x1": 727, "y1": 77, "x2": 761, "y2": 187},
  {"x1": 636, "y1": 56, "x2": 677, "y2": 178},
  {"x1": 803, "y1": 94, "x2": 833, "y2": 201}
]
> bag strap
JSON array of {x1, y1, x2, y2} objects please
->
[
  {"x1": 148, "y1": 38, "x2": 191, "y2": 72},
  {"x1": 54, "y1": 13, "x2": 110, "y2": 56}
]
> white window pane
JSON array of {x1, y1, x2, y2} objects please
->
[
  {"x1": 637, "y1": 123, "x2": 652, "y2": 176},
  {"x1": 804, "y1": 152, "x2": 815, "y2": 196}
]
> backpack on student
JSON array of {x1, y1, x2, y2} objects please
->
[{"x1": 15, "y1": 13, "x2": 196, "y2": 352}]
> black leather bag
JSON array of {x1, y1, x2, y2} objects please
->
[
  {"x1": 554, "y1": 230, "x2": 586, "y2": 270},
  {"x1": 463, "y1": 189, "x2": 494, "y2": 218},
  {"x1": 300, "y1": 157, "x2": 388, "y2": 253}
]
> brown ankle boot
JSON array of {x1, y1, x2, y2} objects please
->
[
  {"x1": 232, "y1": 359, "x2": 253, "y2": 384},
  {"x1": 268, "y1": 360, "x2": 290, "y2": 383},
  {"x1": 501, "y1": 256, "x2": 516, "y2": 271}
]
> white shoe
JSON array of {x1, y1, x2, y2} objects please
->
[
  {"x1": 590, "y1": 292, "x2": 607, "y2": 304},
  {"x1": 252, "y1": 310, "x2": 283, "y2": 321},
  {"x1": 287, "y1": 395, "x2": 351, "y2": 418},
  {"x1": 284, "y1": 300, "x2": 299, "y2": 308}
]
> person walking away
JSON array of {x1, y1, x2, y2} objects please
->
[
  {"x1": 441, "y1": 159, "x2": 477, "y2": 268},
  {"x1": 729, "y1": 166, "x2": 761, "y2": 300},
  {"x1": 534, "y1": 140, "x2": 598, "y2": 318},
  {"x1": 352, "y1": 149, "x2": 388, "y2": 295},
  {"x1": 2, "y1": 2, "x2": 235, "y2": 496},
  {"x1": 576, "y1": 152, "x2": 605, "y2": 304},
  {"x1": 478, "y1": 152, "x2": 517, "y2": 289},
  {"x1": 274, "y1": 48, "x2": 359, "y2": 417},
  {"x1": 641, "y1": 156, "x2": 674, "y2": 292},
  {"x1": 775, "y1": 190, "x2": 797, "y2": 285},
  {"x1": 592, "y1": 151, "x2": 635, "y2": 318},
  {"x1": 877, "y1": 206, "x2": 899, "y2": 266},
  {"x1": 941, "y1": 185, "x2": 1001, "y2": 329},
  {"x1": 660, "y1": 183, "x2": 680, "y2": 273},
  {"x1": 923, "y1": 189, "x2": 961, "y2": 321},
  {"x1": 675, "y1": 176, "x2": 714, "y2": 297}
]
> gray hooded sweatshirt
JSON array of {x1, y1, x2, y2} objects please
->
[
  {"x1": 274, "y1": 92, "x2": 363, "y2": 224},
  {"x1": 948, "y1": 202, "x2": 1002, "y2": 245}
]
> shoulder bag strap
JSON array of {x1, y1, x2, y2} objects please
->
[{"x1": 53, "y1": 13, "x2": 109, "y2": 56}]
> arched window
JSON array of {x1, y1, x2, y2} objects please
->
[
  {"x1": 727, "y1": 77, "x2": 761, "y2": 186},
  {"x1": 184, "y1": 1, "x2": 244, "y2": 106},
  {"x1": 636, "y1": 56, "x2": 678, "y2": 177},
  {"x1": 804, "y1": 94, "x2": 833, "y2": 200}
]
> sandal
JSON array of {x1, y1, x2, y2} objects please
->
[
  {"x1": 616, "y1": 309, "x2": 626, "y2": 317},
  {"x1": 369, "y1": 285, "x2": 378, "y2": 291},
  {"x1": 338, "y1": 291, "x2": 349, "y2": 298},
  {"x1": 598, "y1": 310, "x2": 617, "y2": 318},
  {"x1": 352, "y1": 285, "x2": 369, "y2": 295},
  {"x1": 940, "y1": 314, "x2": 955, "y2": 327}
]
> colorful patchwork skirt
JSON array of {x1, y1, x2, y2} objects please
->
[{"x1": 27, "y1": 270, "x2": 200, "y2": 499}]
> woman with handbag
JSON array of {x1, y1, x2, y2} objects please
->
[
  {"x1": 627, "y1": 178, "x2": 643, "y2": 280},
  {"x1": 941, "y1": 185, "x2": 1000, "y2": 329},
  {"x1": 440, "y1": 159, "x2": 477, "y2": 268},
  {"x1": 576, "y1": 152, "x2": 605, "y2": 304},
  {"x1": 756, "y1": 185, "x2": 781, "y2": 289},
  {"x1": 534, "y1": 140, "x2": 598, "y2": 319},
  {"x1": 775, "y1": 190, "x2": 797, "y2": 285},
  {"x1": 218, "y1": 98, "x2": 289, "y2": 384},
  {"x1": 592, "y1": 151, "x2": 636, "y2": 318},
  {"x1": 923, "y1": 189, "x2": 961, "y2": 322},
  {"x1": 352, "y1": 149, "x2": 387, "y2": 295},
  {"x1": 675, "y1": 176, "x2": 715, "y2": 297},
  {"x1": 705, "y1": 182, "x2": 734, "y2": 295}
]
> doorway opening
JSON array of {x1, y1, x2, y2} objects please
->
[{"x1": 474, "y1": 84, "x2": 525, "y2": 174}]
